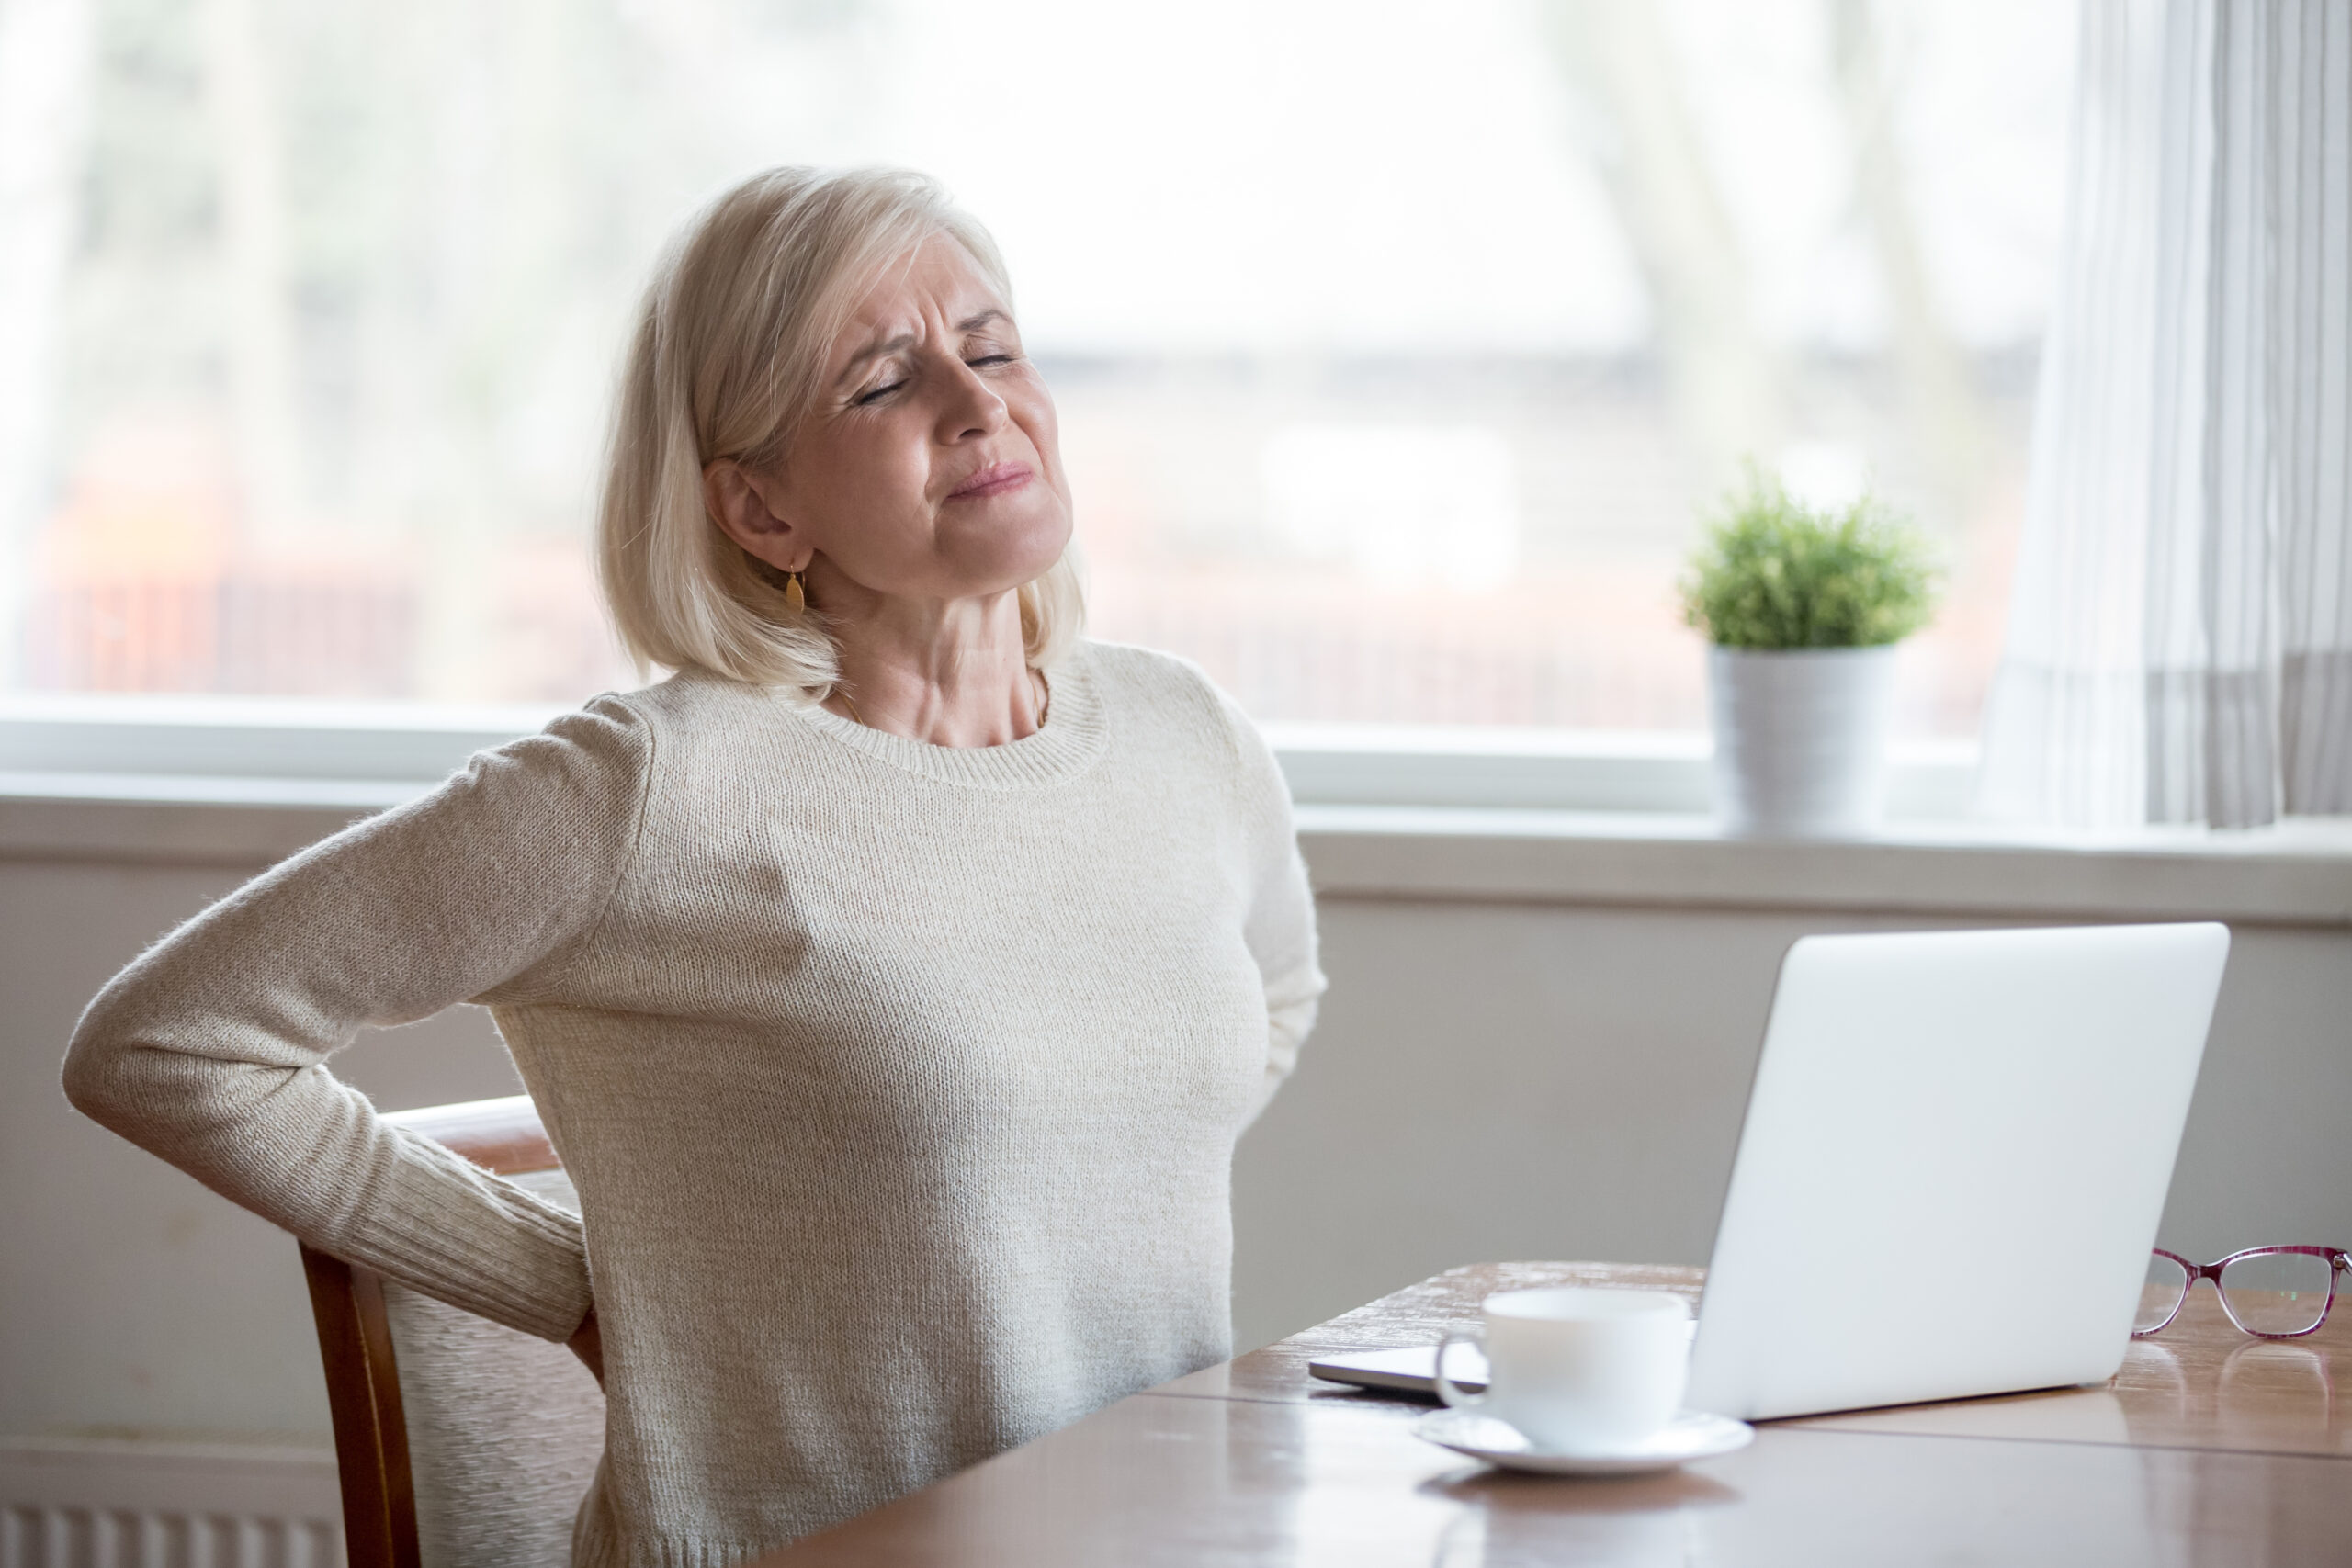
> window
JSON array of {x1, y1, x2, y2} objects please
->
[{"x1": 0, "y1": 0, "x2": 2073, "y2": 742}]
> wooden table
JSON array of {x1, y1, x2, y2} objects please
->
[{"x1": 763, "y1": 1261, "x2": 2352, "y2": 1564}]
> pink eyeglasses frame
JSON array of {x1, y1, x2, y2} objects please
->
[{"x1": 2133, "y1": 1246, "x2": 2352, "y2": 1339}]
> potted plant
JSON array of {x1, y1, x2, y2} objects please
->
[{"x1": 1679, "y1": 469, "x2": 1939, "y2": 837}]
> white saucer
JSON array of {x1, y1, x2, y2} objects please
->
[{"x1": 1412, "y1": 1408, "x2": 1755, "y2": 1476}]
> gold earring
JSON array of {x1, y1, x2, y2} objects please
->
[{"x1": 785, "y1": 571, "x2": 806, "y2": 612}]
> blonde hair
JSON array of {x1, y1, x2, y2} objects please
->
[{"x1": 596, "y1": 166, "x2": 1084, "y2": 694}]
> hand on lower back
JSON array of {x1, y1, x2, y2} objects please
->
[{"x1": 569, "y1": 1306, "x2": 605, "y2": 1388}]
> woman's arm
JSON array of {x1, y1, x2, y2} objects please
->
[
  {"x1": 1243, "y1": 841, "x2": 1323, "y2": 1124},
  {"x1": 61, "y1": 698, "x2": 654, "y2": 1343},
  {"x1": 1220, "y1": 700, "x2": 1326, "y2": 1126}
]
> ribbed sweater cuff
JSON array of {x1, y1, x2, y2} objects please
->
[{"x1": 348, "y1": 1167, "x2": 592, "y2": 1342}]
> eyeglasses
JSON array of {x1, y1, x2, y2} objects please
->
[{"x1": 2134, "y1": 1247, "x2": 2352, "y2": 1339}]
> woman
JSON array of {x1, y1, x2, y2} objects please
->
[{"x1": 62, "y1": 166, "x2": 1323, "y2": 1565}]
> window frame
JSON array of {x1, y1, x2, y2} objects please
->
[
  {"x1": 5, "y1": 696, "x2": 2346, "y2": 927},
  {"x1": 0, "y1": 694, "x2": 1979, "y2": 819}
]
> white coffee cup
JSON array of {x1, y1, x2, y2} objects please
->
[{"x1": 1432, "y1": 1286, "x2": 1691, "y2": 1451}]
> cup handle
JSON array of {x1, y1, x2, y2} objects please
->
[{"x1": 1432, "y1": 1326, "x2": 1486, "y2": 1410}]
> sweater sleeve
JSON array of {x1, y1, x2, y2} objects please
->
[
  {"x1": 1218, "y1": 698, "x2": 1326, "y2": 1127},
  {"x1": 60, "y1": 696, "x2": 654, "y2": 1342}
]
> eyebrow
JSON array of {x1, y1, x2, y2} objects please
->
[{"x1": 834, "y1": 310, "x2": 1011, "y2": 384}]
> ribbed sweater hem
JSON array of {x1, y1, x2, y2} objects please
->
[{"x1": 574, "y1": 1515, "x2": 772, "y2": 1568}]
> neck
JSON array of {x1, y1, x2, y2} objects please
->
[{"x1": 816, "y1": 584, "x2": 1044, "y2": 748}]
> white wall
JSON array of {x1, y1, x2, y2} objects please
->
[
  {"x1": 5, "y1": 822, "x2": 2348, "y2": 1442},
  {"x1": 0, "y1": 854, "x2": 523, "y2": 1441},
  {"x1": 1234, "y1": 898, "x2": 2352, "y2": 1349}
]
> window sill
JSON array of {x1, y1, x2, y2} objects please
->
[
  {"x1": 1, "y1": 770, "x2": 2343, "y2": 928},
  {"x1": 1294, "y1": 806, "x2": 2352, "y2": 927},
  {"x1": 1260, "y1": 723, "x2": 1978, "y2": 818},
  {"x1": 1, "y1": 699, "x2": 2342, "y2": 924}
]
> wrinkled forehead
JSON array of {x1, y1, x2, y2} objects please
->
[{"x1": 822, "y1": 236, "x2": 1011, "y2": 371}]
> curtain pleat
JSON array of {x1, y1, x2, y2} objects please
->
[
  {"x1": 1979, "y1": 0, "x2": 2352, "y2": 828},
  {"x1": 2278, "y1": 0, "x2": 2352, "y2": 813}
]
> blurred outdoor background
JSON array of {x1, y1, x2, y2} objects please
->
[{"x1": 0, "y1": 0, "x2": 2074, "y2": 735}]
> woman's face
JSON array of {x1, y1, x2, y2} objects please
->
[{"x1": 715, "y1": 237, "x2": 1073, "y2": 606}]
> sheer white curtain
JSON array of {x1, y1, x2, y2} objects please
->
[{"x1": 1979, "y1": 0, "x2": 2350, "y2": 829}]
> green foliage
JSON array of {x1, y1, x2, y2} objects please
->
[{"x1": 1679, "y1": 468, "x2": 1940, "y2": 649}]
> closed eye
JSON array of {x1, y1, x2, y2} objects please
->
[{"x1": 854, "y1": 380, "x2": 905, "y2": 406}]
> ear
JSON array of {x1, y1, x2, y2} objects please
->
[{"x1": 703, "y1": 459, "x2": 814, "y2": 574}]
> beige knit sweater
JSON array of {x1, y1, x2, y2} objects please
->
[{"x1": 62, "y1": 640, "x2": 1324, "y2": 1567}]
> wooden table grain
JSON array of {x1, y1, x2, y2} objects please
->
[{"x1": 761, "y1": 1261, "x2": 2352, "y2": 1565}]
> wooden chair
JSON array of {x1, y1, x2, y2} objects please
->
[{"x1": 300, "y1": 1096, "x2": 605, "y2": 1568}]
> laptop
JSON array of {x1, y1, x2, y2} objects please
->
[{"x1": 1309, "y1": 923, "x2": 2232, "y2": 1420}]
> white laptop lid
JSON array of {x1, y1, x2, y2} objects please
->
[{"x1": 1685, "y1": 922, "x2": 2230, "y2": 1423}]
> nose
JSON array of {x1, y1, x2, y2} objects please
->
[{"x1": 935, "y1": 355, "x2": 1009, "y2": 444}]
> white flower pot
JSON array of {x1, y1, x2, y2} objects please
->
[{"x1": 1706, "y1": 645, "x2": 1897, "y2": 838}]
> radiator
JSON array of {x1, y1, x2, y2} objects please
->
[{"x1": 0, "y1": 1438, "x2": 344, "y2": 1568}]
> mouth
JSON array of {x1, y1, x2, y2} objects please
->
[{"x1": 946, "y1": 461, "x2": 1034, "y2": 501}]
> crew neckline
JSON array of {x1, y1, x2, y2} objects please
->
[{"x1": 773, "y1": 644, "x2": 1108, "y2": 790}]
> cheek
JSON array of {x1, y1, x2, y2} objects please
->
[
  {"x1": 1012, "y1": 388, "x2": 1067, "y2": 489},
  {"x1": 798, "y1": 419, "x2": 933, "y2": 533}
]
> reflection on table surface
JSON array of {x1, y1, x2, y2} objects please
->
[
  {"x1": 1792, "y1": 1282, "x2": 2346, "y2": 1455},
  {"x1": 763, "y1": 1262, "x2": 2352, "y2": 1567}
]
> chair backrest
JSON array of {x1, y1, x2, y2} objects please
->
[{"x1": 300, "y1": 1096, "x2": 605, "y2": 1568}]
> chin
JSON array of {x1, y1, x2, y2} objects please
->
[{"x1": 944, "y1": 501, "x2": 1073, "y2": 592}]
